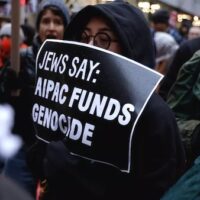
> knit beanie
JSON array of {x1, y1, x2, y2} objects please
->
[
  {"x1": 36, "y1": 0, "x2": 70, "y2": 30},
  {"x1": 0, "y1": 23, "x2": 24, "y2": 44}
]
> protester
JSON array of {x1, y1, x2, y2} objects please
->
[
  {"x1": 0, "y1": 23, "x2": 27, "y2": 102},
  {"x1": 154, "y1": 31, "x2": 179, "y2": 75},
  {"x1": 2, "y1": 0, "x2": 70, "y2": 198},
  {"x1": 150, "y1": 9, "x2": 184, "y2": 44},
  {"x1": 159, "y1": 37, "x2": 200, "y2": 100},
  {"x1": 178, "y1": 19, "x2": 192, "y2": 41},
  {"x1": 29, "y1": 2, "x2": 186, "y2": 200},
  {"x1": 167, "y1": 50, "x2": 200, "y2": 168}
]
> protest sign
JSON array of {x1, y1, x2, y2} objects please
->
[{"x1": 33, "y1": 39, "x2": 163, "y2": 172}]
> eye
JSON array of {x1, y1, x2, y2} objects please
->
[
  {"x1": 98, "y1": 33, "x2": 109, "y2": 42},
  {"x1": 54, "y1": 18, "x2": 63, "y2": 26},
  {"x1": 95, "y1": 32, "x2": 110, "y2": 47},
  {"x1": 80, "y1": 32, "x2": 89, "y2": 43},
  {"x1": 41, "y1": 18, "x2": 50, "y2": 25}
]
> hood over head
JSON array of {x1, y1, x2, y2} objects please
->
[{"x1": 65, "y1": 1, "x2": 155, "y2": 68}]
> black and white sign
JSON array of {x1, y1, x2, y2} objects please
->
[{"x1": 33, "y1": 40, "x2": 163, "y2": 173}]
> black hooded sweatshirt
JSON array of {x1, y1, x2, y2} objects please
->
[{"x1": 41, "y1": 2, "x2": 186, "y2": 200}]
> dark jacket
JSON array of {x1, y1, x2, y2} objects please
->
[
  {"x1": 0, "y1": 60, "x2": 17, "y2": 102},
  {"x1": 167, "y1": 50, "x2": 200, "y2": 164},
  {"x1": 20, "y1": 36, "x2": 41, "y2": 92},
  {"x1": 40, "y1": 2, "x2": 186, "y2": 200},
  {"x1": 13, "y1": 36, "x2": 42, "y2": 146}
]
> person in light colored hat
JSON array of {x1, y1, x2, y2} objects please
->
[
  {"x1": 154, "y1": 31, "x2": 179, "y2": 75},
  {"x1": 0, "y1": 23, "x2": 27, "y2": 102},
  {"x1": 0, "y1": 23, "x2": 27, "y2": 68},
  {"x1": 0, "y1": 23, "x2": 25, "y2": 43},
  {"x1": 36, "y1": 0, "x2": 70, "y2": 32}
]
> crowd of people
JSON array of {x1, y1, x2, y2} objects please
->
[{"x1": 0, "y1": 0, "x2": 200, "y2": 199}]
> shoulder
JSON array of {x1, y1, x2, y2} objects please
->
[
  {"x1": 179, "y1": 49, "x2": 200, "y2": 74},
  {"x1": 134, "y1": 93, "x2": 181, "y2": 148},
  {"x1": 134, "y1": 93, "x2": 178, "y2": 142},
  {"x1": 142, "y1": 93, "x2": 175, "y2": 121},
  {"x1": 192, "y1": 49, "x2": 200, "y2": 59},
  {"x1": 20, "y1": 46, "x2": 35, "y2": 70},
  {"x1": 179, "y1": 38, "x2": 200, "y2": 56},
  {"x1": 167, "y1": 49, "x2": 200, "y2": 109},
  {"x1": 20, "y1": 46, "x2": 33, "y2": 58},
  {"x1": 132, "y1": 93, "x2": 185, "y2": 172}
]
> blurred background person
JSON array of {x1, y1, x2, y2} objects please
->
[
  {"x1": 0, "y1": 23, "x2": 27, "y2": 68},
  {"x1": 178, "y1": 19, "x2": 192, "y2": 41},
  {"x1": 167, "y1": 50, "x2": 200, "y2": 168},
  {"x1": 154, "y1": 31, "x2": 179, "y2": 75},
  {"x1": 150, "y1": 9, "x2": 184, "y2": 45},
  {"x1": 0, "y1": 23, "x2": 27, "y2": 103},
  {"x1": 159, "y1": 36, "x2": 200, "y2": 100},
  {"x1": 188, "y1": 26, "x2": 200, "y2": 40}
]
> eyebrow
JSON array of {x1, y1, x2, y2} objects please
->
[{"x1": 84, "y1": 27, "x2": 114, "y2": 33}]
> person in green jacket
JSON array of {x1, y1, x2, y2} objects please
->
[{"x1": 167, "y1": 50, "x2": 200, "y2": 167}]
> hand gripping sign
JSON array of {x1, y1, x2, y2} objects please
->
[{"x1": 32, "y1": 40, "x2": 163, "y2": 173}]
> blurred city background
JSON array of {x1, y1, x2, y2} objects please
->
[{"x1": 0, "y1": 0, "x2": 200, "y2": 28}]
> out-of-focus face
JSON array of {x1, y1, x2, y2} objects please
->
[
  {"x1": 38, "y1": 9, "x2": 65, "y2": 43},
  {"x1": 188, "y1": 26, "x2": 200, "y2": 40},
  {"x1": 151, "y1": 22, "x2": 168, "y2": 32},
  {"x1": 80, "y1": 16, "x2": 122, "y2": 54}
]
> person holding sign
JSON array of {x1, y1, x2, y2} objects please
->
[{"x1": 33, "y1": 1, "x2": 186, "y2": 200}]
